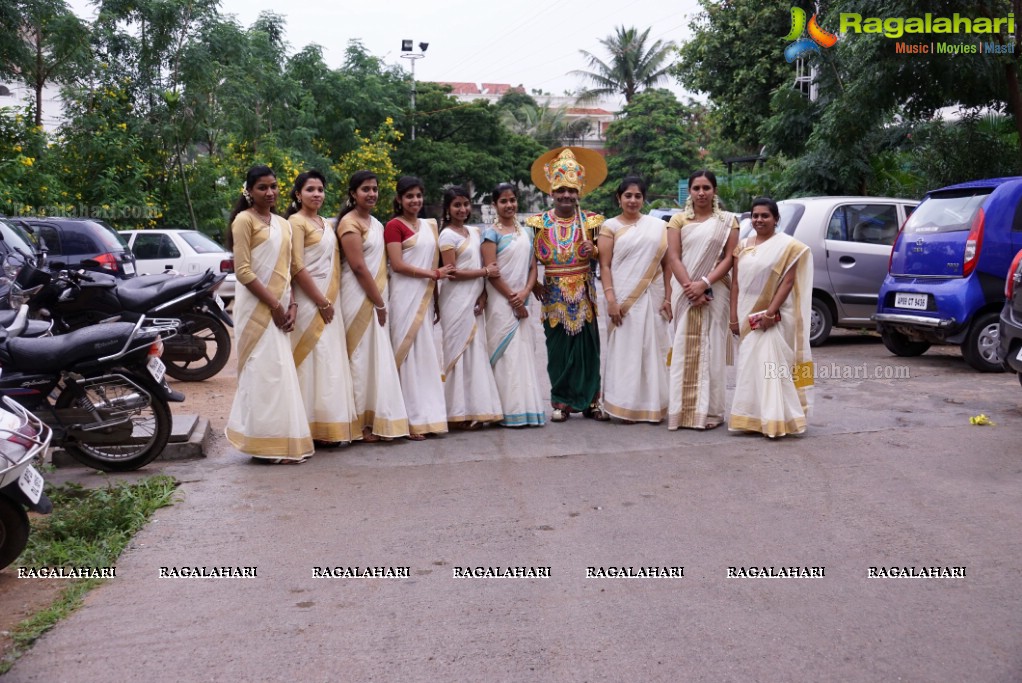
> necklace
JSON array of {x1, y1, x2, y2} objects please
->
[
  {"x1": 399, "y1": 216, "x2": 419, "y2": 233},
  {"x1": 251, "y1": 209, "x2": 273, "y2": 226},
  {"x1": 552, "y1": 213, "x2": 577, "y2": 251},
  {"x1": 496, "y1": 219, "x2": 518, "y2": 235}
]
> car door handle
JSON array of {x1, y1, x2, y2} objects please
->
[{"x1": 838, "y1": 255, "x2": 856, "y2": 265}]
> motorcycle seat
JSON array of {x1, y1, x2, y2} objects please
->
[
  {"x1": 0, "y1": 322, "x2": 140, "y2": 372},
  {"x1": 116, "y1": 271, "x2": 212, "y2": 312},
  {"x1": 0, "y1": 310, "x2": 53, "y2": 337}
]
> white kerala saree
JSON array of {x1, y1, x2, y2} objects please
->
[
  {"x1": 729, "y1": 231, "x2": 813, "y2": 437},
  {"x1": 483, "y1": 225, "x2": 546, "y2": 427},
  {"x1": 388, "y1": 218, "x2": 448, "y2": 435},
  {"x1": 338, "y1": 213, "x2": 409, "y2": 439},
  {"x1": 667, "y1": 211, "x2": 738, "y2": 430},
  {"x1": 599, "y1": 214, "x2": 670, "y2": 422},
  {"x1": 289, "y1": 213, "x2": 360, "y2": 443},
  {"x1": 438, "y1": 226, "x2": 503, "y2": 425},
  {"x1": 226, "y1": 212, "x2": 314, "y2": 459}
]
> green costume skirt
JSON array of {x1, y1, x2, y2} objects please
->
[{"x1": 544, "y1": 319, "x2": 601, "y2": 412}]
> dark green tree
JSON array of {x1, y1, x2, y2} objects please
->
[{"x1": 587, "y1": 89, "x2": 704, "y2": 214}]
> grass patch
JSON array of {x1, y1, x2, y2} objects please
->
[{"x1": 0, "y1": 475, "x2": 178, "y2": 674}]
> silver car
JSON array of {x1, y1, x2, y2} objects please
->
[{"x1": 743, "y1": 196, "x2": 918, "y2": 345}]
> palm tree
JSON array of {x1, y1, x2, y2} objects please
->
[
  {"x1": 572, "y1": 26, "x2": 676, "y2": 104},
  {"x1": 500, "y1": 99, "x2": 591, "y2": 147}
]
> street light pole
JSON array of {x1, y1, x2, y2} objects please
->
[{"x1": 400, "y1": 40, "x2": 428, "y2": 141}]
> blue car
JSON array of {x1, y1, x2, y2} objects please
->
[{"x1": 875, "y1": 176, "x2": 1022, "y2": 372}]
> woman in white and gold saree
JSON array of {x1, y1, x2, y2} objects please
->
[
  {"x1": 225, "y1": 165, "x2": 314, "y2": 462},
  {"x1": 597, "y1": 176, "x2": 672, "y2": 423},
  {"x1": 286, "y1": 170, "x2": 360, "y2": 446},
  {"x1": 437, "y1": 186, "x2": 503, "y2": 428},
  {"x1": 666, "y1": 170, "x2": 740, "y2": 431},
  {"x1": 729, "y1": 196, "x2": 813, "y2": 438},
  {"x1": 337, "y1": 171, "x2": 410, "y2": 443},
  {"x1": 384, "y1": 176, "x2": 453, "y2": 439}
]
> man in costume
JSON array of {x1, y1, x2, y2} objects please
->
[{"x1": 528, "y1": 147, "x2": 608, "y2": 423}]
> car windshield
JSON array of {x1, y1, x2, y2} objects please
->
[
  {"x1": 904, "y1": 189, "x2": 991, "y2": 234},
  {"x1": 180, "y1": 231, "x2": 226, "y2": 254},
  {"x1": 0, "y1": 219, "x2": 37, "y2": 258},
  {"x1": 91, "y1": 220, "x2": 130, "y2": 250}
]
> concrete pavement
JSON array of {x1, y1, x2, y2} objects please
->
[{"x1": 5, "y1": 335, "x2": 1022, "y2": 682}]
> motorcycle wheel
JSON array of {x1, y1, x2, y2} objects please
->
[
  {"x1": 0, "y1": 497, "x2": 30, "y2": 570},
  {"x1": 56, "y1": 371, "x2": 173, "y2": 472},
  {"x1": 163, "y1": 313, "x2": 232, "y2": 382}
]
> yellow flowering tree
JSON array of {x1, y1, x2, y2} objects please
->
[{"x1": 332, "y1": 118, "x2": 402, "y2": 219}]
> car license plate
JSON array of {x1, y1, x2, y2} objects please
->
[
  {"x1": 894, "y1": 292, "x2": 928, "y2": 310},
  {"x1": 147, "y1": 356, "x2": 166, "y2": 383},
  {"x1": 123, "y1": 262, "x2": 136, "y2": 275},
  {"x1": 18, "y1": 465, "x2": 43, "y2": 505}
]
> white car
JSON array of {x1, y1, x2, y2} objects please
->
[{"x1": 119, "y1": 229, "x2": 235, "y2": 301}]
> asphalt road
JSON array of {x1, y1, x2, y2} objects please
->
[{"x1": 6, "y1": 330, "x2": 1022, "y2": 682}]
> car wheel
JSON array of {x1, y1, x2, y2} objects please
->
[
  {"x1": 809, "y1": 297, "x2": 833, "y2": 347},
  {"x1": 880, "y1": 328, "x2": 930, "y2": 357},
  {"x1": 961, "y1": 311, "x2": 1004, "y2": 373}
]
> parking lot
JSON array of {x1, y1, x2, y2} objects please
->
[{"x1": 6, "y1": 329, "x2": 1022, "y2": 682}]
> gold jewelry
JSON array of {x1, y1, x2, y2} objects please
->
[{"x1": 318, "y1": 301, "x2": 331, "y2": 310}]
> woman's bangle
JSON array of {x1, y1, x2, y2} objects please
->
[
  {"x1": 762, "y1": 312, "x2": 777, "y2": 320},
  {"x1": 318, "y1": 301, "x2": 331, "y2": 310},
  {"x1": 272, "y1": 300, "x2": 283, "y2": 312},
  {"x1": 288, "y1": 302, "x2": 298, "y2": 309},
  {"x1": 729, "y1": 320, "x2": 739, "y2": 325},
  {"x1": 374, "y1": 302, "x2": 386, "y2": 311},
  {"x1": 701, "y1": 276, "x2": 711, "y2": 288},
  {"x1": 433, "y1": 269, "x2": 441, "y2": 280}
]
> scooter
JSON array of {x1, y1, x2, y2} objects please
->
[
  {"x1": 0, "y1": 306, "x2": 183, "y2": 471},
  {"x1": 0, "y1": 396, "x2": 52, "y2": 570},
  {"x1": 12, "y1": 260, "x2": 233, "y2": 382}
]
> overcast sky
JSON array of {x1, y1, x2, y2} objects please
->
[{"x1": 66, "y1": 0, "x2": 703, "y2": 106}]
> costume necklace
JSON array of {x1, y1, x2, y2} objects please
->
[{"x1": 553, "y1": 213, "x2": 577, "y2": 251}]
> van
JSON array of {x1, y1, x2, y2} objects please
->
[{"x1": 875, "y1": 177, "x2": 1022, "y2": 371}]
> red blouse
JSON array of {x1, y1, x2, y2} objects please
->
[{"x1": 384, "y1": 218, "x2": 417, "y2": 244}]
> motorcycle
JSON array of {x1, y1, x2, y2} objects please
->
[
  {"x1": 0, "y1": 307, "x2": 183, "y2": 471},
  {"x1": 12, "y1": 260, "x2": 233, "y2": 382},
  {"x1": 0, "y1": 396, "x2": 52, "y2": 570}
]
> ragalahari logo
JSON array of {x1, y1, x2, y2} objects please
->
[{"x1": 783, "y1": 7, "x2": 838, "y2": 62}]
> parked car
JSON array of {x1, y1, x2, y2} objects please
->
[
  {"x1": 119, "y1": 229, "x2": 235, "y2": 301},
  {"x1": 8, "y1": 217, "x2": 136, "y2": 278},
  {"x1": 875, "y1": 176, "x2": 1022, "y2": 372},
  {"x1": 998, "y1": 248, "x2": 1022, "y2": 386},
  {"x1": 739, "y1": 196, "x2": 918, "y2": 345},
  {"x1": 649, "y1": 207, "x2": 682, "y2": 221}
]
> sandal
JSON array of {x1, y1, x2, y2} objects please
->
[
  {"x1": 583, "y1": 404, "x2": 611, "y2": 421},
  {"x1": 551, "y1": 408, "x2": 569, "y2": 423},
  {"x1": 252, "y1": 456, "x2": 309, "y2": 465},
  {"x1": 362, "y1": 429, "x2": 381, "y2": 443},
  {"x1": 704, "y1": 420, "x2": 723, "y2": 430},
  {"x1": 407, "y1": 433, "x2": 426, "y2": 441}
]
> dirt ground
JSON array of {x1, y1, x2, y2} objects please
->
[{"x1": 0, "y1": 356, "x2": 237, "y2": 661}]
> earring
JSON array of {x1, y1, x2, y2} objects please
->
[
  {"x1": 242, "y1": 188, "x2": 253, "y2": 206},
  {"x1": 296, "y1": 197, "x2": 302, "y2": 205}
]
